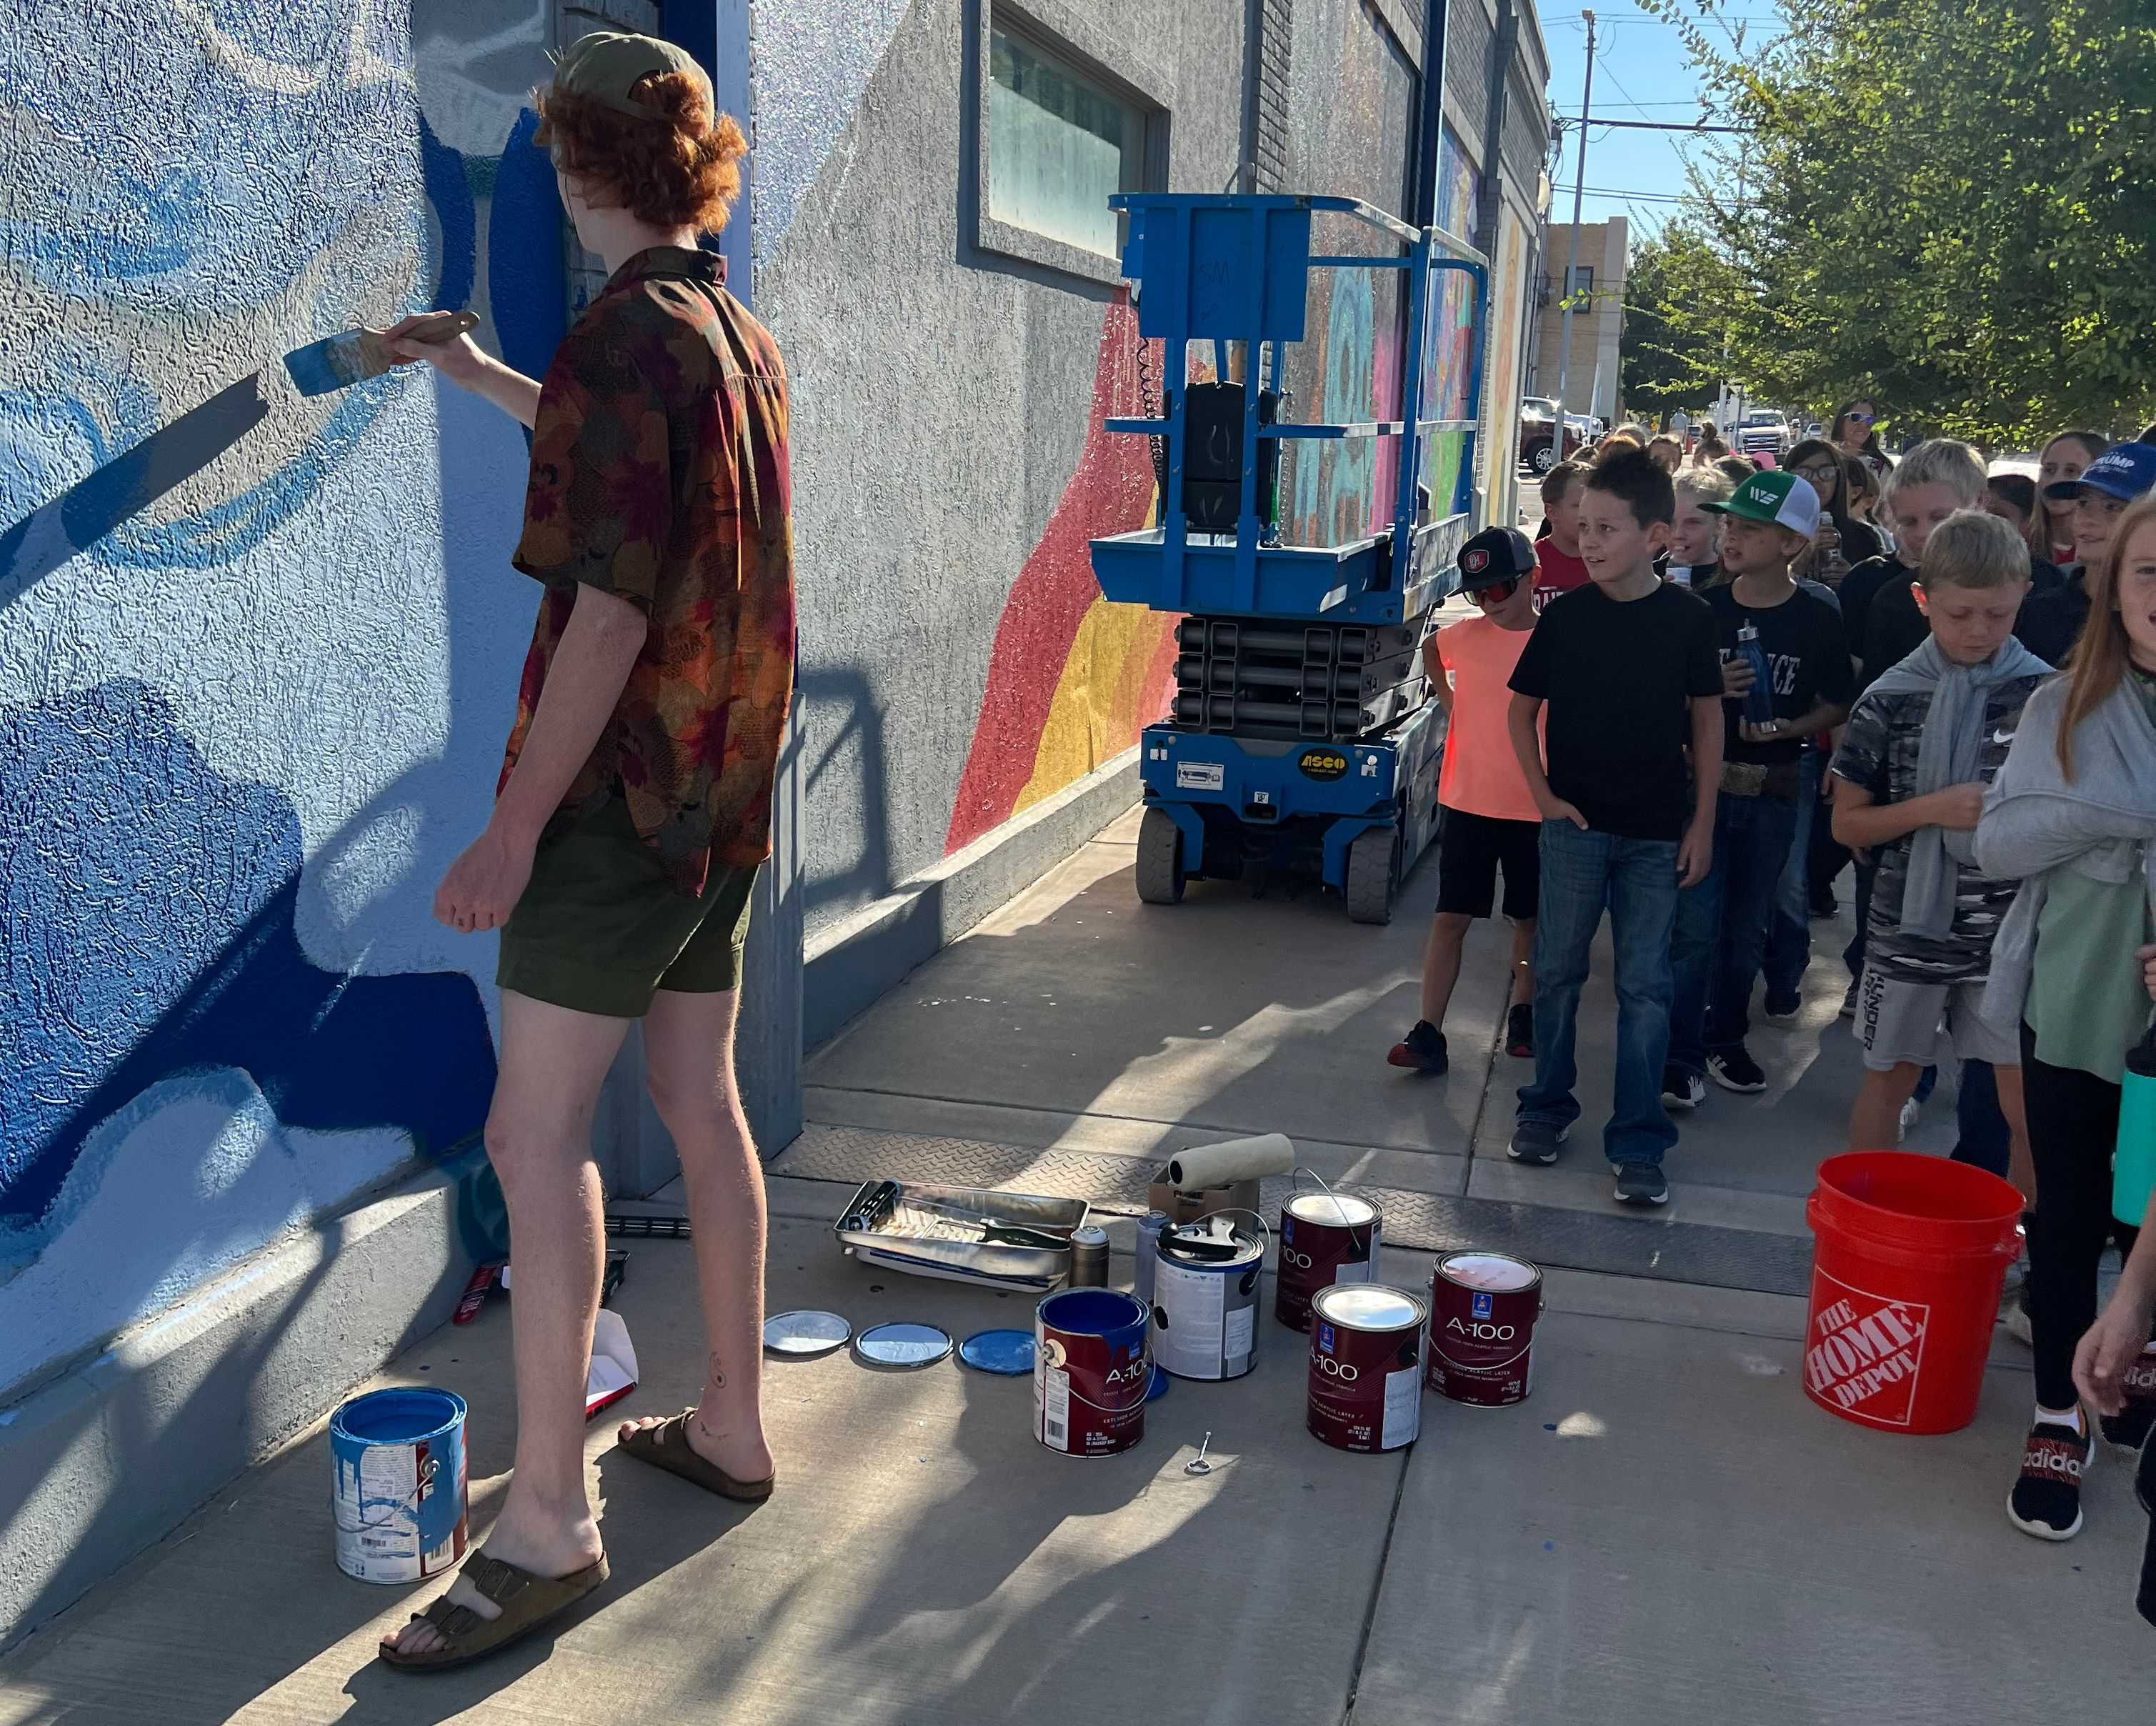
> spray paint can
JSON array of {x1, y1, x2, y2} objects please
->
[
  {"x1": 1069, "y1": 1224, "x2": 1110, "y2": 1287},
  {"x1": 1134, "y1": 1211, "x2": 1169, "y2": 1305}
]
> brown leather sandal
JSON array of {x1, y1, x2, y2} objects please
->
[
  {"x1": 616, "y1": 1410, "x2": 777, "y2": 1502},
  {"x1": 377, "y1": 1549, "x2": 609, "y2": 1673}
]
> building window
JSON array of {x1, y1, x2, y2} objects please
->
[
  {"x1": 989, "y1": 27, "x2": 1141, "y2": 259},
  {"x1": 1564, "y1": 265, "x2": 1594, "y2": 301},
  {"x1": 972, "y1": 4, "x2": 1170, "y2": 286}
]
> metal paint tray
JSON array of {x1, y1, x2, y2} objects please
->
[{"x1": 832, "y1": 1179, "x2": 1089, "y2": 1292}]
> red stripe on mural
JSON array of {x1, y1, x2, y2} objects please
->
[{"x1": 943, "y1": 296, "x2": 1159, "y2": 854}]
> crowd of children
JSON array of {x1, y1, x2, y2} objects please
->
[{"x1": 1391, "y1": 429, "x2": 2156, "y2": 1556}]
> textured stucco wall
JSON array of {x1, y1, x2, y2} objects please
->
[
  {"x1": 0, "y1": 2, "x2": 568, "y2": 1395},
  {"x1": 752, "y1": 0, "x2": 1244, "y2": 936}
]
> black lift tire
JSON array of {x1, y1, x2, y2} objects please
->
[
  {"x1": 1135, "y1": 806, "x2": 1187, "y2": 905},
  {"x1": 1344, "y1": 824, "x2": 1399, "y2": 925}
]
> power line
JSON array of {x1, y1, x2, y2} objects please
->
[{"x1": 1558, "y1": 116, "x2": 1745, "y2": 132}]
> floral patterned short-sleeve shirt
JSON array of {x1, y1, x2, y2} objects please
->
[{"x1": 504, "y1": 245, "x2": 795, "y2": 896}]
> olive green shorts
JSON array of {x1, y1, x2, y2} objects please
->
[{"x1": 497, "y1": 798, "x2": 759, "y2": 1019}]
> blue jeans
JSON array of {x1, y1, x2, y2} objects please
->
[
  {"x1": 1670, "y1": 790, "x2": 1800, "y2": 1071},
  {"x1": 1519, "y1": 820, "x2": 1682, "y2": 1168},
  {"x1": 1761, "y1": 748, "x2": 1820, "y2": 1002}
]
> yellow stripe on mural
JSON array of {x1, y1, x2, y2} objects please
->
[{"x1": 1013, "y1": 597, "x2": 1174, "y2": 817}]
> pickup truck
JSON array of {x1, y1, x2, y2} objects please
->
[{"x1": 1737, "y1": 411, "x2": 1792, "y2": 461}]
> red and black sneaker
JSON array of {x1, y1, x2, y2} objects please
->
[
  {"x1": 1387, "y1": 1019, "x2": 1447, "y2": 1075},
  {"x1": 2007, "y1": 1416, "x2": 2092, "y2": 1541},
  {"x1": 2100, "y1": 1349, "x2": 2156, "y2": 1451},
  {"x1": 1505, "y1": 1003, "x2": 1534, "y2": 1059}
]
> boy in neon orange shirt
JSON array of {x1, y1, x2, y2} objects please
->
[{"x1": 1389, "y1": 528, "x2": 1544, "y2": 1076}]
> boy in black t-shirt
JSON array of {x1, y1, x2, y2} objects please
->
[
  {"x1": 1665, "y1": 470, "x2": 1853, "y2": 1107},
  {"x1": 1507, "y1": 450, "x2": 1725, "y2": 1207}
]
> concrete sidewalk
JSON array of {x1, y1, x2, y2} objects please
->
[
  {"x1": 8, "y1": 811, "x2": 2148, "y2": 1722},
  {"x1": 2, "y1": 1191, "x2": 2144, "y2": 1725}
]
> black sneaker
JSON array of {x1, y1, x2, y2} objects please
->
[
  {"x1": 2007, "y1": 1417, "x2": 2092, "y2": 1540},
  {"x1": 1707, "y1": 1047, "x2": 1768, "y2": 1093},
  {"x1": 1387, "y1": 1020, "x2": 1447, "y2": 1074},
  {"x1": 1810, "y1": 891, "x2": 1837, "y2": 918},
  {"x1": 1507, "y1": 1118, "x2": 1567, "y2": 1164},
  {"x1": 1762, "y1": 992, "x2": 1803, "y2": 1026},
  {"x1": 1614, "y1": 1162, "x2": 1669, "y2": 1205},
  {"x1": 1505, "y1": 1002, "x2": 1534, "y2": 1059},
  {"x1": 1661, "y1": 1065, "x2": 1705, "y2": 1111},
  {"x1": 2099, "y1": 1352, "x2": 2156, "y2": 1451}
]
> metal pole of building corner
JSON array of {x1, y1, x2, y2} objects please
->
[
  {"x1": 1551, "y1": 9, "x2": 1594, "y2": 449},
  {"x1": 1412, "y1": 0, "x2": 1449, "y2": 230}
]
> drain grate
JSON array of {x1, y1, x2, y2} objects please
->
[{"x1": 773, "y1": 1123, "x2": 1812, "y2": 1297}]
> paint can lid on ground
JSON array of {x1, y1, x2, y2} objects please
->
[
  {"x1": 854, "y1": 1322, "x2": 953, "y2": 1368},
  {"x1": 1287, "y1": 1193, "x2": 1377, "y2": 1227},
  {"x1": 958, "y1": 1329, "x2": 1037, "y2": 1375},
  {"x1": 1314, "y1": 1284, "x2": 1426, "y2": 1332},
  {"x1": 764, "y1": 1310, "x2": 852, "y2": 1357}
]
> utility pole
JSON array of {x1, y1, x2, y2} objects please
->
[{"x1": 1551, "y1": 9, "x2": 1594, "y2": 449}]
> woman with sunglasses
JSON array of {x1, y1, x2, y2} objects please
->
[
  {"x1": 1832, "y1": 399, "x2": 1890, "y2": 479},
  {"x1": 1787, "y1": 438, "x2": 1884, "y2": 588}
]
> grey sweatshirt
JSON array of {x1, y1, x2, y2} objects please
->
[{"x1": 1973, "y1": 676, "x2": 2156, "y2": 1037}]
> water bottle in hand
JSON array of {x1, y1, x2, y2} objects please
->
[{"x1": 1737, "y1": 623, "x2": 1775, "y2": 729}]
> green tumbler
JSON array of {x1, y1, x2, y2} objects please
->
[{"x1": 2116, "y1": 1023, "x2": 2156, "y2": 1229}]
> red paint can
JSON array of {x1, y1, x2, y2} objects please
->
[
  {"x1": 1275, "y1": 1192, "x2": 1382, "y2": 1331},
  {"x1": 1426, "y1": 1252, "x2": 1542, "y2": 1407},
  {"x1": 1307, "y1": 1284, "x2": 1427, "y2": 1452},
  {"x1": 1034, "y1": 1289, "x2": 1150, "y2": 1457}
]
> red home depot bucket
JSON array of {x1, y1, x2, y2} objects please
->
[{"x1": 1804, "y1": 1152, "x2": 2024, "y2": 1435}]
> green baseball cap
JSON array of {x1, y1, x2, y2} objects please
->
[
  {"x1": 552, "y1": 31, "x2": 710, "y2": 119},
  {"x1": 1704, "y1": 467, "x2": 1822, "y2": 537}
]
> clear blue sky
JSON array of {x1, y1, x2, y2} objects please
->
[{"x1": 1536, "y1": 4, "x2": 1785, "y2": 239}]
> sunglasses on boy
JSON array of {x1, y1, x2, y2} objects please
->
[{"x1": 1469, "y1": 577, "x2": 1521, "y2": 604}]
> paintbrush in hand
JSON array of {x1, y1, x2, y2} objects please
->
[{"x1": 283, "y1": 309, "x2": 478, "y2": 397}]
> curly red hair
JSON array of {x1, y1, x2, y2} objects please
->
[{"x1": 534, "y1": 71, "x2": 746, "y2": 233}]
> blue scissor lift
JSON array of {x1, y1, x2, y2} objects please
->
[{"x1": 1089, "y1": 194, "x2": 1489, "y2": 922}]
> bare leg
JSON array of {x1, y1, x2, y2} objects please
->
[
  {"x1": 1992, "y1": 1062, "x2": 2037, "y2": 1207},
  {"x1": 1848, "y1": 1062, "x2": 1923, "y2": 1154},
  {"x1": 617, "y1": 988, "x2": 773, "y2": 1482},
  {"x1": 1419, "y1": 913, "x2": 1472, "y2": 1027},
  {"x1": 1509, "y1": 917, "x2": 1537, "y2": 1009},
  {"x1": 384, "y1": 990, "x2": 629, "y2": 1657}
]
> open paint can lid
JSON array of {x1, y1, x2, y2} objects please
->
[
  {"x1": 763, "y1": 1310, "x2": 852, "y2": 1357},
  {"x1": 958, "y1": 1329, "x2": 1037, "y2": 1375},
  {"x1": 1314, "y1": 1283, "x2": 1426, "y2": 1332},
  {"x1": 854, "y1": 1322, "x2": 953, "y2": 1369}
]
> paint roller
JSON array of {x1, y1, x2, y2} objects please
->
[
  {"x1": 282, "y1": 310, "x2": 478, "y2": 398},
  {"x1": 1163, "y1": 1132, "x2": 1295, "y2": 1192}
]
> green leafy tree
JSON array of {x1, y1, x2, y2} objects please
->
[
  {"x1": 1639, "y1": 0, "x2": 2156, "y2": 443},
  {"x1": 1620, "y1": 225, "x2": 1741, "y2": 426}
]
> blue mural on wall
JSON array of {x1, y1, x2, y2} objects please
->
[
  {"x1": 0, "y1": 1, "x2": 566, "y2": 1387},
  {"x1": 0, "y1": 681, "x2": 496, "y2": 1234}
]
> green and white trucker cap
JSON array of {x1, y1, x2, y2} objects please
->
[{"x1": 1704, "y1": 467, "x2": 1822, "y2": 538}]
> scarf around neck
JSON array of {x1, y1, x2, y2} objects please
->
[{"x1": 1864, "y1": 633, "x2": 2052, "y2": 937}]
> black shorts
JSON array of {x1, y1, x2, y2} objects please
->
[{"x1": 1434, "y1": 807, "x2": 1541, "y2": 921}]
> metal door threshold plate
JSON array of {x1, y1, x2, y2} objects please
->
[{"x1": 773, "y1": 1122, "x2": 1812, "y2": 1297}]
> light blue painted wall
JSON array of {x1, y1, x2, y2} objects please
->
[{"x1": 0, "y1": 1, "x2": 569, "y2": 1393}]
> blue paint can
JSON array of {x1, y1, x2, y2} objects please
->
[{"x1": 331, "y1": 1387, "x2": 469, "y2": 1584}]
